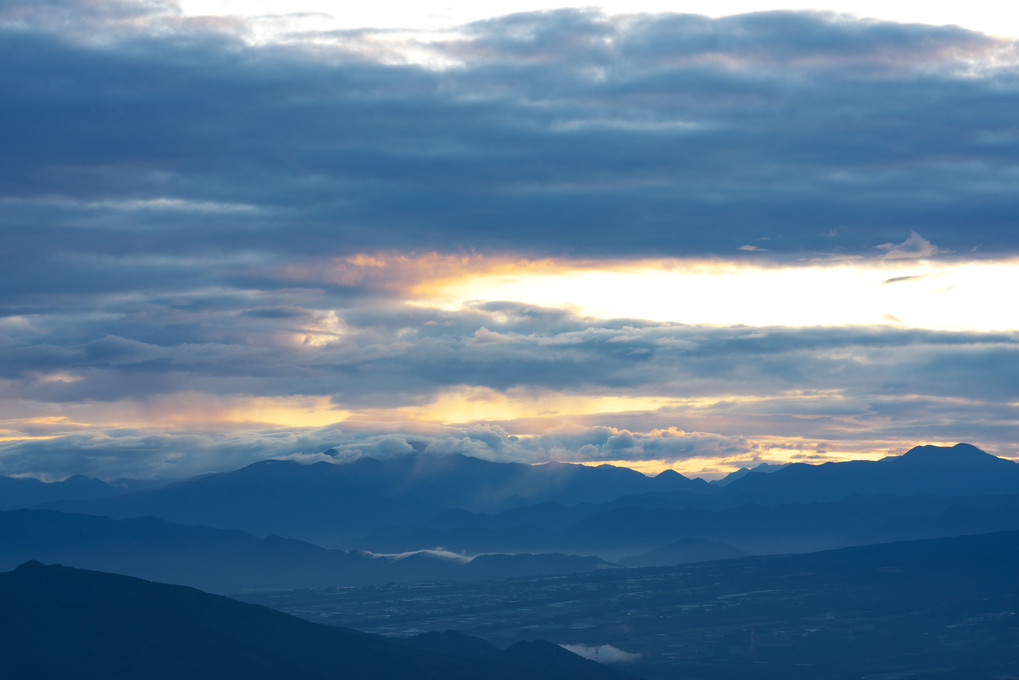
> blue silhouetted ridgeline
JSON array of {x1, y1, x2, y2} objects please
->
[
  {"x1": 0, "y1": 509, "x2": 610, "y2": 593},
  {"x1": 9, "y1": 443, "x2": 1019, "y2": 582},
  {"x1": 42, "y1": 453, "x2": 709, "y2": 547},
  {"x1": 719, "y1": 443, "x2": 1019, "y2": 504},
  {"x1": 0, "y1": 474, "x2": 129, "y2": 510},
  {"x1": 41, "y1": 444, "x2": 1019, "y2": 550}
]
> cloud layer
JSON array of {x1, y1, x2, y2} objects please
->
[
  {"x1": 4, "y1": 3, "x2": 1019, "y2": 264},
  {"x1": 2, "y1": 1, "x2": 1018, "y2": 478},
  {"x1": 3, "y1": 299, "x2": 1017, "y2": 478}
]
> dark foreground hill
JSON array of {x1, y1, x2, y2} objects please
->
[{"x1": 0, "y1": 561, "x2": 634, "y2": 680}]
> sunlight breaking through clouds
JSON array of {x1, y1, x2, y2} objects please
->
[
  {"x1": 3, "y1": 1, "x2": 1019, "y2": 478},
  {"x1": 412, "y1": 254, "x2": 1019, "y2": 331}
]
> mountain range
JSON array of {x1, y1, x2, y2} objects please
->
[
  {"x1": 41, "y1": 444, "x2": 1019, "y2": 539},
  {"x1": 42, "y1": 453, "x2": 709, "y2": 547},
  {"x1": 0, "y1": 474, "x2": 139, "y2": 511},
  {"x1": 0, "y1": 509, "x2": 610, "y2": 593},
  {"x1": 3, "y1": 443, "x2": 1018, "y2": 590},
  {"x1": 719, "y1": 443, "x2": 1019, "y2": 503}
]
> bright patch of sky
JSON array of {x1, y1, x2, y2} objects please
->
[{"x1": 423, "y1": 256, "x2": 1019, "y2": 331}]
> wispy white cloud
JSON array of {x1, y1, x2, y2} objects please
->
[{"x1": 877, "y1": 230, "x2": 946, "y2": 259}]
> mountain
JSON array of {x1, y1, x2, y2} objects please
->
[
  {"x1": 0, "y1": 561, "x2": 635, "y2": 680},
  {"x1": 40, "y1": 444, "x2": 1019, "y2": 560},
  {"x1": 720, "y1": 443, "x2": 1019, "y2": 504},
  {"x1": 709, "y1": 462, "x2": 788, "y2": 486},
  {"x1": 47, "y1": 453, "x2": 706, "y2": 546},
  {"x1": 0, "y1": 474, "x2": 129, "y2": 510},
  {"x1": 0, "y1": 509, "x2": 611, "y2": 593},
  {"x1": 367, "y1": 491, "x2": 1019, "y2": 558},
  {"x1": 22, "y1": 494, "x2": 1019, "y2": 592}
]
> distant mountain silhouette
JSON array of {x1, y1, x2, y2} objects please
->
[
  {"x1": 48, "y1": 453, "x2": 707, "y2": 546},
  {"x1": 720, "y1": 443, "x2": 1019, "y2": 504},
  {"x1": 37, "y1": 444, "x2": 1019, "y2": 563},
  {"x1": 0, "y1": 509, "x2": 610, "y2": 592},
  {"x1": 357, "y1": 490, "x2": 1019, "y2": 559},
  {"x1": 0, "y1": 561, "x2": 635, "y2": 680},
  {"x1": 709, "y1": 462, "x2": 788, "y2": 486},
  {"x1": 0, "y1": 474, "x2": 128, "y2": 510}
]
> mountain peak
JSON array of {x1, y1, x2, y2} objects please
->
[
  {"x1": 898, "y1": 443, "x2": 1002, "y2": 465},
  {"x1": 14, "y1": 559, "x2": 47, "y2": 573},
  {"x1": 906, "y1": 442, "x2": 982, "y2": 454}
]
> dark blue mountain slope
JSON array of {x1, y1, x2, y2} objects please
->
[{"x1": 0, "y1": 561, "x2": 635, "y2": 680}]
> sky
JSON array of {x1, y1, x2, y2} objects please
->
[{"x1": 1, "y1": 0, "x2": 1018, "y2": 481}]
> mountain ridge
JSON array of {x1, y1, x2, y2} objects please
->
[
  {"x1": 721, "y1": 442, "x2": 1019, "y2": 504},
  {"x1": 21, "y1": 443, "x2": 1019, "y2": 565},
  {"x1": 42, "y1": 452, "x2": 706, "y2": 546},
  {"x1": 0, "y1": 508, "x2": 611, "y2": 593}
]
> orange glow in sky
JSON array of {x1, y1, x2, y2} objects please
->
[{"x1": 394, "y1": 387, "x2": 685, "y2": 425}]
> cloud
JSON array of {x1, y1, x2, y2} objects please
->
[
  {"x1": 0, "y1": 0, "x2": 243, "y2": 44},
  {"x1": 878, "y1": 230, "x2": 946, "y2": 259},
  {"x1": 3, "y1": 3, "x2": 1019, "y2": 479},
  {"x1": 3, "y1": 333, "x2": 1017, "y2": 478},
  {"x1": 365, "y1": 549, "x2": 471, "y2": 564},
  {"x1": 2, "y1": 295, "x2": 1018, "y2": 472},
  {"x1": 883, "y1": 274, "x2": 926, "y2": 284},
  {"x1": 3, "y1": 4, "x2": 1019, "y2": 268}
]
